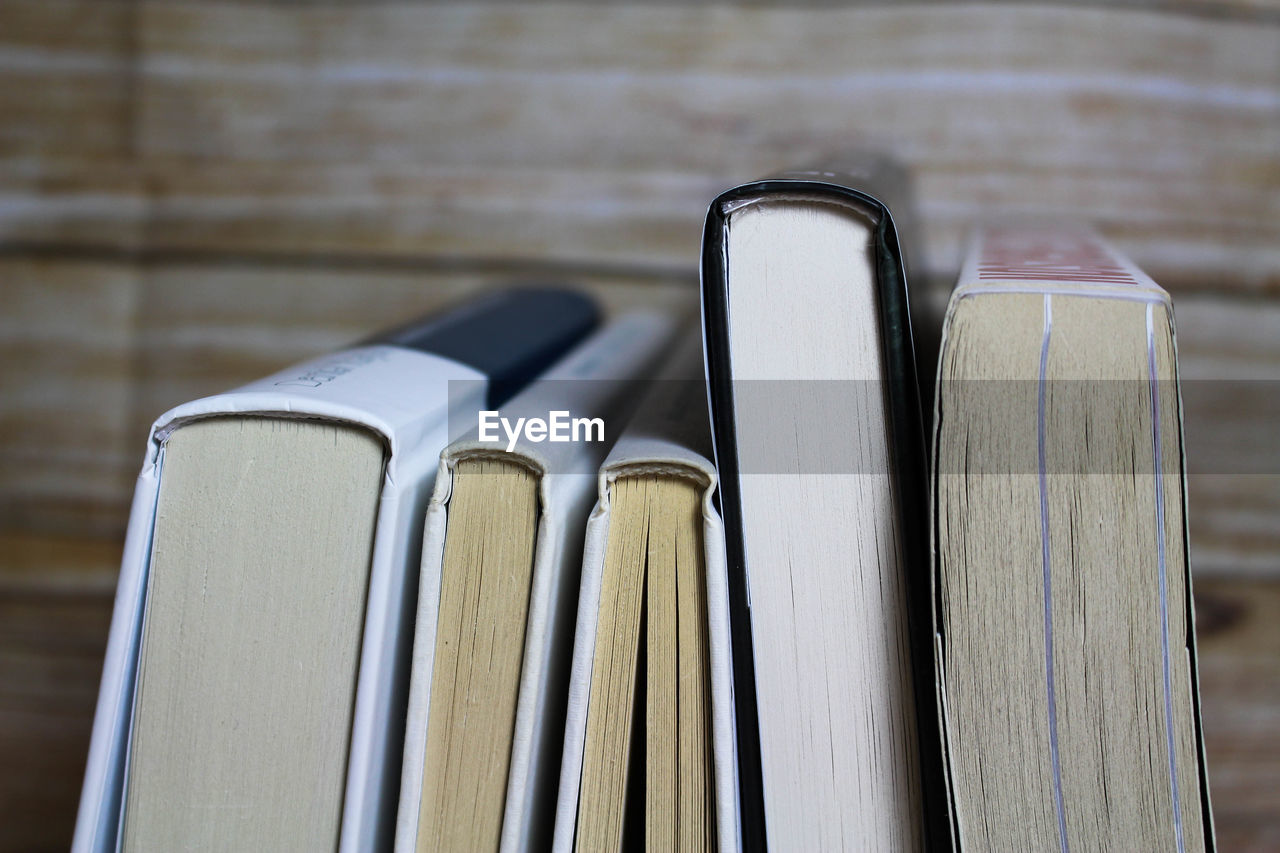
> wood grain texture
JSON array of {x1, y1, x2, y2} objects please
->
[
  {"x1": 0, "y1": 1, "x2": 134, "y2": 162},
  {"x1": 0, "y1": 535, "x2": 118, "y2": 853},
  {"x1": 0, "y1": 259, "x2": 140, "y2": 539},
  {"x1": 1, "y1": 2, "x2": 1277, "y2": 292},
  {"x1": 1178, "y1": 295, "x2": 1280, "y2": 577},
  {"x1": 1194, "y1": 578, "x2": 1280, "y2": 852}
]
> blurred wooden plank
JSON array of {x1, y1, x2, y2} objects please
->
[
  {"x1": 0, "y1": 159, "x2": 144, "y2": 250},
  {"x1": 2, "y1": 3, "x2": 1277, "y2": 292},
  {"x1": 0, "y1": 534, "x2": 121, "y2": 592},
  {"x1": 0, "y1": 259, "x2": 139, "y2": 540},
  {"x1": 0, "y1": 1, "x2": 144, "y2": 252},
  {"x1": 1177, "y1": 295, "x2": 1280, "y2": 383},
  {"x1": 0, "y1": 534, "x2": 119, "y2": 853},
  {"x1": 1178, "y1": 296, "x2": 1280, "y2": 577},
  {"x1": 3, "y1": 159, "x2": 1276, "y2": 296},
  {"x1": 136, "y1": 162, "x2": 720, "y2": 279},
  {"x1": 1099, "y1": 0, "x2": 1280, "y2": 14},
  {"x1": 1194, "y1": 578, "x2": 1280, "y2": 850},
  {"x1": 0, "y1": 1, "x2": 135, "y2": 162},
  {"x1": 1190, "y1": 475, "x2": 1280, "y2": 578},
  {"x1": 127, "y1": 3, "x2": 1278, "y2": 288},
  {"x1": 133, "y1": 4, "x2": 1280, "y2": 126}
]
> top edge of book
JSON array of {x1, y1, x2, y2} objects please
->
[
  {"x1": 955, "y1": 223, "x2": 1169, "y2": 304},
  {"x1": 704, "y1": 155, "x2": 927, "y2": 309},
  {"x1": 148, "y1": 344, "x2": 487, "y2": 461},
  {"x1": 143, "y1": 288, "x2": 599, "y2": 465},
  {"x1": 442, "y1": 311, "x2": 676, "y2": 474},
  {"x1": 599, "y1": 329, "x2": 715, "y2": 494},
  {"x1": 712, "y1": 170, "x2": 897, "y2": 220},
  {"x1": 708, "y1": 153, "x2": 913, "y2": 220}
]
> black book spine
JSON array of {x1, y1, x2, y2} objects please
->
[{"x1": 371, "y1": 286, "x2": 601, "y2": 407}]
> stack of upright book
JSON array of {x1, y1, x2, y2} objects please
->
[{"x1": 74, "y1": 162, "x2": 1216, "y2": 853}]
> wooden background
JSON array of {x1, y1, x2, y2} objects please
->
[{"x1": 1, "y1": 1, "x2": 1276, "y2": 849}]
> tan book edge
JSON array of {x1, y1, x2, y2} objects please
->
[
  {"x1": 396, "y1": 313, "x2": 676, "y2": 853},
  {"x1": 552, "y1": 334, "x2": 741, "y2": 853},
  {"x1": 929, "y1": 224, "x2": 1216, "y2": 852}
]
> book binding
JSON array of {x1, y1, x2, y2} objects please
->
[
  {"x1": 699, "y1": 169, "x2": 946, "y2": 850},
  {"x1": 74, "y1": 345, "x2": 486, "y2": 853}
]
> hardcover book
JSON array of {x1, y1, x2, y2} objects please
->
[{"x1": 700, "y1": 164, "x2": 943, "y2": 851}]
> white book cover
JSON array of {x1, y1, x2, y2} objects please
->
[
  {"x1": 551, "y1": 336, "x2": 742, "y2": 853},
  {"x1": 396, "y1": 313, "x2": 676, "y2": 853}
]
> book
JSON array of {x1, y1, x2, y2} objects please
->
[
  {"x1": 931, "y1": 224, "x2": 1216, "y2": 850},
  {"x1": 395, "y1": 312, "x2": 675, "y2": 853},
  {"x1": 552, "y1": 333, "x2": 741, "y2": 853},
  {"x1": 700, "y1": 165, "x2": 943, "y2": 850},
  {"x1": 74, "y1": 288, "x2": 599, "y2": 853}
]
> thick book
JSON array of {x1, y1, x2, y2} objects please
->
[
  {"x1": 700, "y1": 165, "x2": 943, "y2": 850},
  {"x1": 395, "y1": 313, "x2": 675, "y2": 853},
  {"x1": 74, "y1": 288, "x2": 599, "y2": 853},
  {"x1": 552, "y1": 333, "x2": 741, "y2": 853},
  {"x1": 931, "y1": 224, "x2": 1216, "y2": 851}
]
